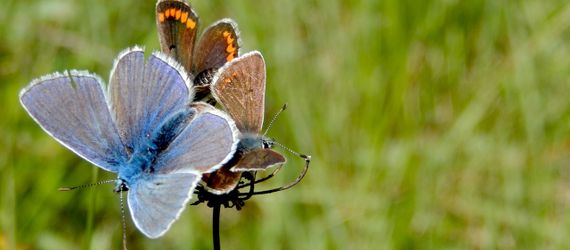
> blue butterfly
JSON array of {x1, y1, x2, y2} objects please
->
[{"x1": 19, "y1": 46, "x2": 239, "y2": 238}]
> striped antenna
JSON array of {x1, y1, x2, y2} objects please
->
[
  {"x1": 272, "y1": 140, "x2": 311, "y2": 162},
  {"x1": 58, "y1": 179, "x2": 115, "y2": 191},
  {"x1": 263, "y1": 103, "x2": 288, "y2": 137}
]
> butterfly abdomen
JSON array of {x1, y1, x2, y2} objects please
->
[
  {"x1": 194, "y1": 68, "x2": 217, "y2": 86},
  {"x1": 151, "y1": 108, "x2": 197, "y2": 152}
]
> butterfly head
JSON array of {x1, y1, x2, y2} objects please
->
[
  {"x1": 261, "y1": 137, "x2": 275, "y2": 149},
  {"x1": 114, "y1": 179, "x2": 129, "y2": 193}
]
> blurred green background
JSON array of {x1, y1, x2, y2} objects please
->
[{"x1": 2, "y1": 0, "x2": 570, "y2": 249}]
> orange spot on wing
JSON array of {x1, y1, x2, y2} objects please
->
[
  {"x1": 175, "y1": 9, "x2": 181, "y2": 20},
  {"x1": 169, "y1": 8, "x2": 176, "y2": 17},
  {"x1": 223, "y1": 31, "x2": 230, "y2": 37},
  {"x1": 165, "y1": 10, "x2": 171, "y2": 18},
  {"x1": 186, "y1": 19, "x2": 196, "y2": 29},
  {"x1": 181, "y1": 12, "x2": 188, "y2": 23},
  {"x1": 226, "y1": 53, "x2": 235, "y2": 61},
  {"x1": 159, "y1": 13, "x2": 165, "y2": 22},
  {"x1": 224, "y1": 77, "x2": 232, "y2": 83},
  {"x1": 226, "y1": 35, "x2": 234, "y2": 44},
  {"x1": 226, "y1": 44, "x2": 236, "y2": 53}
]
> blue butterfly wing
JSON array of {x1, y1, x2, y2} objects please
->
[
  {"x1": 19, "y1": 71, "x2": 127, "y2": 172},
  {"x1": 155, "y1": 102, "x2": 239, "y2": 174},
  {"x1": 109, "y1": 47, "x2": 192, "y2": 151},
  {"x1": 126, "y1": 103, "x2": 237, "y2": 237},
  {"x1": 127, "y1": 172, "x2": 200, "y2": 238}
]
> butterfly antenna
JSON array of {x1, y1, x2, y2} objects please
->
[
  {"x1": 120, "y1": 189, "x2": 128, "y2": 250},
  {"x1": 272, "y1": 140, "x2": 311, "y2": 162},
  {"x1": 58, "y1": 179, "x2": 115, "y2": 191},
  {"x1": 262, "y1": 103, "x2": 288, "y2": 137}
]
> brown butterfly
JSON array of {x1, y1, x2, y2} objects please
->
[
  {"x1": 156, "y1": 0, "x2": 240, "y2": 100},
  {"x1": 202, "y1": 51, "x2": 288, "y2": 194}
]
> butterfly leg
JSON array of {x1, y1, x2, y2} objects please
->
[{"x1": 235, "y1": 164, "x2": 283, "y2": 190}]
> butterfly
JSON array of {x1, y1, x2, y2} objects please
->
[
  {"x1": 156, "y1": 0, "x2": 240, "y2": 101},
  {"x1": 201, "y1": 51, "x2": 287, "y2": 194},
  {"x1": 19, "y1": 47, "x2": 239, "y2": 238}
]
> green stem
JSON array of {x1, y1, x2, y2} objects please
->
[{"x1": 82, "y1": 167, "x2": 99, "y2": 250}]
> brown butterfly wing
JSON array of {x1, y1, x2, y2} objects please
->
[
  {"x1": 192, "y1": 19, "x2": 240, "y2": 100},
  {"x1": 202, "y1": 148, "x2": 285, "y2": 194},
  {"x1": 231, "y1": 148, "x2": 286, "y2": 171},
  {"x1": 156, "y1": 0, "x2": 199, "y2": 75},
  {"x1": 193, "y1": 19, "x2": 240, "y2": 83},
  {"x1": 202, "y1": 165, "x2": 242, "y2": 194},
  {"x1": 210, "y1": 51, "x2": 265, "y2": 133}
]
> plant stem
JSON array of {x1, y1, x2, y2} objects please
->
[{"x1": 212, "y1": 203, "x2": 221, "y2": 250}]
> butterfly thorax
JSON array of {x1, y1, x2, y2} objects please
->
[
  {"x1": 113, "y1": 145, "x2": 156, "y2": 191},
  {"x1": 115, "y1": 144, "x2": 158, "y2": 191},
  {"x1": 237, "y1": 133, "x2": 264, "y2": 153}
]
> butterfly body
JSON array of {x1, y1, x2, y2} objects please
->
[{"x1": 111, "y1": 106, "x2": 191, "y2": 188}]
